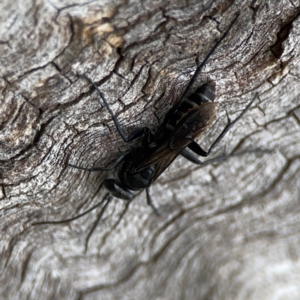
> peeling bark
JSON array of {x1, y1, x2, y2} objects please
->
[{"x1": 1, "y1": 1, "x2": 300, "y2": 299}]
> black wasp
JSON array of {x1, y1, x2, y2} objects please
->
[{"x1": 34, "y1": 13, "x2": 255, "y2": 224}]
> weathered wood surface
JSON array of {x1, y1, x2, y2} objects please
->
[{"x1": 1, "y1": 1, "x2": 300, "y2": 299}]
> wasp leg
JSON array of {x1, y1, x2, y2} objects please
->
[
  {"x1": 68, "y1": 150, "x2": 130, "y2": 171},
  {"x1": 186, "y1": 94, "x2": 258, "y2": 159},
  {"x1": 205, "y1": 93, "x2": 258, "y2": 156},
  {"x1": 181, "y1": 148, "x2": 204, "y2": 164},
  {"x1": 82, "y1": 74, "x2": 147, "y2": 143},
  {"x1": 32, "y1": 193, "x2": 112, "y2": 225},
  {"x1": 146, "y1": 187, "x2": 160, "y2": 215},
  {"x1": 183, "y1": 147, "x2": 272, "y2": 167},
  {"x1": 177, "y1": 13, "x2": 240, "y2": 107},
  {"x1": 181, "y1": 148, "x2": 241, "y2": 166},
  {"x1": 187, "y1": 141, "x2": 207, "y2": 157},
  {"x1": 182, "y1": 94, "x2": 257, "y2": 163}
]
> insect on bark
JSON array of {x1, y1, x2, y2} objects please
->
[{"x1": 33, "y1": 13, "x2": 255, "y2": 225}]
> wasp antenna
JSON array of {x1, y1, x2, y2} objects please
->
[
  {"x1": 68, "y1": 150, "x2": 130, "y2": 172},
  {"x1": 32, "y1": 193, "x2": 112, "y2": 225}
]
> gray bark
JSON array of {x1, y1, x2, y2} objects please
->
[{"x1": 1, "y1": 0, "x2": 300, "y2": 299}]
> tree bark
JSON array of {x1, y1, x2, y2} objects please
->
[{"x1": 1, "y1": 1, "x2": 300, "y2": 299}]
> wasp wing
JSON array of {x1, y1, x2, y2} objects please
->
[
  {"x1": 138, "y1": 102, "x2": 216, "y2": 182},
  {"x1": 170, "y1": 102, "x2": 216, "y2": 149}
]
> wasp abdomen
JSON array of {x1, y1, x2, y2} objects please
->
[
  {"x1": 188, "y1": 80, "x2": 216, "y2": 104},
  {"x1": 166, "y1": 81, "x2": 216, "y2": 130}
]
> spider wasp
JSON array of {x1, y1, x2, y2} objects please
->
[{"x1": 34, "y1": 13, "x2": 256, "y2": 224}]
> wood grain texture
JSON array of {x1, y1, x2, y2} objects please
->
[{"x1": 1, "y1": 0, "x2": 300, "y2": 299}]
